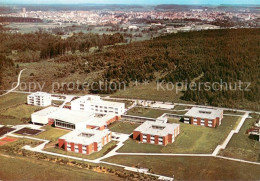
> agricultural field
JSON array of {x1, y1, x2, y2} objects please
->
[
  {"x1": 126, "y1": 107, "x2": 187, "y2": 118},
  {"x1": 0, "y1": 104, "x2": 42, "y2": 125},
  {"x1": 104, "y1": 155, "x2": 260, "y2": 180},
  {"x1": 44, "y1": 141, "x2": 118, "y2": 160},
  {"x1": 0, "y1": 153, "x2": 121, "y2": 180},
  {"x1": 219, "y1": 117, "x2": 260, "y2": 162},
  {"x1": 108, "y1": 121, "x2": 140, "y2": 134},
  {"x1": 118, "y1": 116, "x2": 241, "y2": 154},
  {"x1": 0, "y1": 93, "x2": 27, "y2": 110}
]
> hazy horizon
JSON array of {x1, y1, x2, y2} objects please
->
[{"x1": 0, "y1": 0, "x2": 259, "y2": 5}]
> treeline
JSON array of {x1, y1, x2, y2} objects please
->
[
  {"x1": 40, "y1": 33, "x2": 124, "y2": 59},
  {"x1": 75, "y1": 28, "x2": 259, "y2": 108},
  {"x1": 0, "y1": 55, "x2": 16, "y2": 90},
  {"x1": 0, "y1": 31, "x2": 125, "y2": 61}
]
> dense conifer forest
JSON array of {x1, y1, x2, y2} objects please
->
[{"x1": 0, "y1": 28, "x2": 259, "y2": 109}]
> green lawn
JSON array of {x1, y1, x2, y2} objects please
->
[
  {"x1": 126, "y1": 107, "x2": 187, "y2": 118},
  {"x1": 0, "y1": 104, "x2": 42, "y2": 125},
  {"x1": 0, "y1": 138, "x2": 43, "y2": 152},
  {"x1": 0, "y1": 93, "x2": 27, "y2": 110},
  {"x1": 0, "y1": 153, "x2": 121, "y2": 181},
  {"x1": 219, "y1": 118, "x2": 260, "y2": 162},
  {"x1": 118, "y1": 116, "x2": 241, "y2": 154},
  {"x1": 44, "y1": 141, "x2": 118, "y2": 160},
  {"x1": 34, "y1": 126, "x2": 70, "y2": 142},
  {"x1": 104, "y1": 155, "x2": 260, "y2": 180},
  {"x1": 111, "y1": 82, "x2": 192, "y2": 104},
  {"x1": 173, "y1": 105, "x2": 190, "y2": 110},
  {"x1": 108, "y1": 121, "x2": 140, "y2": 134}
]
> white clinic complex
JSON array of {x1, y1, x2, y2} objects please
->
[{"x1": 71, "y1": 95, "x2": 125, "y2": 115}]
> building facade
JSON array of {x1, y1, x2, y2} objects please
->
[
  {"x1": 184, "y1": 107, "x2": 224, "y2": 128},
  {"x1": 71, "y1": 95, "x2": 125, "y2": 116},
  {"x1": 31, "y1": 106, "x2": 58, "y2": 125},
  {"x1": 58, "y1": 129, "x2": 112, "y2": 155},
  {"x1": 133, "y1": 121, "x2": 180, "y2": 146},
  {"x1": 27, "y1": 92, "x2": 52, "y2": 107}
]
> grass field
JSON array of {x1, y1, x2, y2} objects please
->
[
  {"x1": 0, "y1": 104, "x2": 42, "y2": 125},
  {"x1": 223, "y1": 110, "x2": 245, "y2": 115},
  {"x1": 104, "y1": 155, "x2": 260, "y2": 180},
  {"x1": 0, "y1": 138, "x2": 43, "y2": 151},
  {"x1": 126, "y1": 107, "x2": 187, "y2": 118},
  {"x1": 219, "y1": 118, "x2": 260, "y2": 162},
  {"x1": 45, "y1": 141, "x2": 118, "y2": 160},
  {"x1": 0, "y1": 153, "x2": 121, "y2": 180},
  {"x1": 34, "y1": 126, "x2": 70, "y2": 142},
  {"x1": 118, "y1": 116, "x2": 241, "y2": 154},
  {"x1": 0, "y1": 93, "x2": 27, "y2": 110},
  {"x1": 112, "y1": 82, "x2": 192, "y2": 103},
  {"x1": 108, "y1": 121, "x2": 140, "y2": 134}
]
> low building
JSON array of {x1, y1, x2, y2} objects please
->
[
  {"x1": 27, "y1": 92, "x2": 52, "y2": 107},
  {"x1": 133, "y1": 121, "x2": 180, "y2": 146},
  {"x1": 31, "y1": 106, "x2": 58, "y2": 125},
  {"x1": 184, "y1": 107, "x2": 223, "y2": 128},
  {"x1": 58, "y1": 129, "x2": 112, "y2": 154},
  {"x1": 49, "y1": 108, "x2": 95, "y2": 130},
  {"x1": 71, "y1": 95, "x2": 125, "y2": 116},
  {"x1": 31, "y1": 107, "x2": 120, "y2": 129},
  {"x1": 128, "y1": 25, "x2": 138, "y2": 30},
  {"x1": 247, "y1": 119, "x2": 260, "y2": 142}
]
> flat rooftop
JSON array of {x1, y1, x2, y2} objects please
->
[
  {"x1": 60, "y1": 129, "x2": 110, "y2": 145},
  {"x1": 50, "y1": 108, "x2": 95, "y2": 124},
  {"x1": 28, "y1": 92, "x2": 50, "y2": 96},
  {"x1": 72, "y1": 95, "x2": 125, "y2": 108},
  {"x1": 184, "y1": 107, "x2": 223, "y2": 120},
  {"x1": 134, "y1": 121, "x2": 179, "y2": 137},
  {"x1": 87, "y1": 114, "x2": 116, "y2": 127},
  {"x1": 31, "y1": 106, "x2": 58, "y2": 117}
]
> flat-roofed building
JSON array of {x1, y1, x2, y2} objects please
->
[
  {"x1": 27, "y1": 92, "x2": 52, "y2": 107},
  {"x1": 71, "y1": 95, "x2": 125, "y2": 116},
  {"x1": 184, "y1": 107, "x2": 223, "y2": 128},
  {"x1": 133, "y1": 121, "x2": 180, "y2": 146},
  {"x1": 58, "y1": 129, "x2": 112, "y2": 155},
  {"x1": 31, "y1": 106, "x2": 58, "y2": 125},
  {"x1": 49, "y1": 108, "x2": 95, "y2": 130}
]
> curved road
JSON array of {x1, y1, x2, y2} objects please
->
[{"x1": 0, "y1": 68, "x2": 26, "y2": 97}]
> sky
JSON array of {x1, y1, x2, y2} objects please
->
[{"x1": 1, "y1": 0, "x2": 259, "y2": 5}]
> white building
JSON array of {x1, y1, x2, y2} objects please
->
[
  {"x1": 31, "y1": 107, "x2": 120, "y2": 129},
  {"x1": 27, "y1": 92, "x2": 52, "y2": 107},
  {"x1": 31, "y1": 106, "x2": 58, "y2": 125},
  {"x1": 128, "y1": 25, "x2": 138, "y2": 30},
  {"x1": 71, "y1": 95, "x2": 125, "y2": 115}
]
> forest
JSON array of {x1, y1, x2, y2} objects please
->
[{"x1": 0, "y1": 28, "x2": 259, "y2": 110}]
